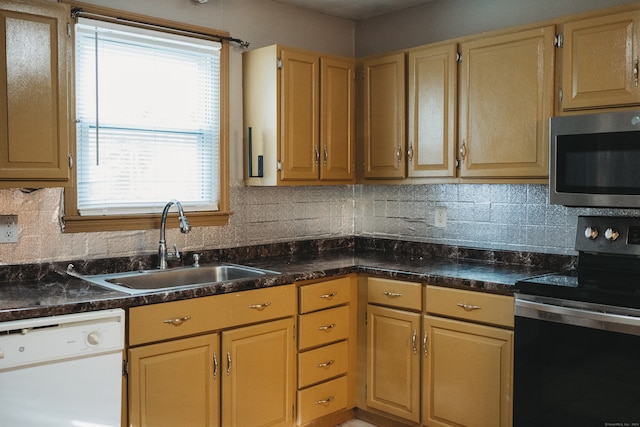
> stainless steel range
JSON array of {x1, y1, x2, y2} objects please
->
[{"x1": 514, "y1": 216, "x2": 640, "y2": 427}]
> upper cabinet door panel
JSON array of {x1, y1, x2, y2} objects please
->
[
  {"x1": 363, "y1": 53, "x2": 406, "y2": 179},
  {"x1": 562, "y1": 11, "x2": 640, "y2": 110},
  {"x1": 0, "y1": 0, "x2": 70, "y2": 182},
  {"x1": 320, "y1": 56, "x2": 355, "y2": 182},
  {"x1": 280, "y1": 49, "x2": 319, "y2": 181},
  {"x1": 407, "y1": 43, "x2": 457, "y2": 178},
  {"x1": 459, "y1": 26, "x2": 554, "y2": 178}
]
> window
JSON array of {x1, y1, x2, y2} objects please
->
[{"x1": 64, "y1": 9, "x2": 230, "y2": 232}]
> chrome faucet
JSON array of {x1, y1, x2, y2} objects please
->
[{"x1": 158, "y1": 199, "x2": 191, "y2": 269}]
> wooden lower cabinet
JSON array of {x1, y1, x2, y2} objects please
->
[
  {"x1": 422, "y1": 315, "x2": 513, "y2": 427},
  {"x1": 222, "y1": 317, "x2": 297, "y2": 427},
  {"x1": 366, "y1": 304, "x2": 421, "y2": 423},
  {"x1": 128, "y1": 333, "x2": 220, "y2": 427}
]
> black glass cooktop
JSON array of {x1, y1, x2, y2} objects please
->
[{"x1": 516, "y1": 270, "x2": 640, "y2": 309}]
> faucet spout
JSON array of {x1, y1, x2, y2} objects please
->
[{"x1": 158, "y1": 199, "x2": 191, "y2": 269}]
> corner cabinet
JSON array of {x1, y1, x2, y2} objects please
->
[
  {"x1": 423, "y1": 285, "x2": 514, "y2": 427},
  {"x1": 560, "y1": 10, "x2": 640, "y2": 111},
  {"x1": 0, "y1": 0, "x2": 71, "y2": 186},
  {"x1": 126, "y1": 285, "x2": 297, "y2": 427},
  {"x1": 243, "y1": 45, "x2": 355, "y2": 186},
  {"x1": 458, "y1": 26, "x2": 555, "y2": 179}
]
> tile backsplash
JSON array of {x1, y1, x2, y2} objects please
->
[{"x1": 1, "y1": 182, "x2": 638, "y2": 264}]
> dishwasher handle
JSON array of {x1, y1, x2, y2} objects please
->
[{"x1": 515, "y1": 296, "x2": 640, "y2": 336}]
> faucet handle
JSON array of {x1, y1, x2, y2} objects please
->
[{"x1": 168, "y1": 244, "x2": 181, "y2": 260}]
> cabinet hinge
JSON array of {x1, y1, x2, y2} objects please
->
[
  {"x1": 554, "y1": 33, "x2": 564, "y2": 48},
  {"x1": 559, "y1": 87, "x2": 564, "y2": 103},
  {"x1": 293, "y1": 324, "x2": 297, "y2": 339},
  {"x1": 67, "y1": 23, "x2": 71, "y2": 37},
  {"x1": 277, "y1": 58, "x2": 283, "y2": 69},
  {"x1": 277, "y1": 160, "x2": 283, "y2": 171},
  {"x1": 456, "y1": 52, "x2": 462, "y2": 63},
  {"x1": 68, "y1": 154, "x2": 74, "y2": 169},
  {"x1": 122, "y1": 360, "x2": 128, "y2": 376},
  {"x1": 364, "y1": 310, "x2": 367, "y2": 326}
]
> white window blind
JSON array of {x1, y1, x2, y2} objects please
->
[{"x1": 75, "y1": 18, "x2": 221, "y2": 215}]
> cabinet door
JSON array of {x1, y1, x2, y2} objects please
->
[
  {"x1": 562, "y1": 11, "x2": 640, "y2": 110},
  {"x1": 408, "y1": 44, "x2": 457, "y2": 178},
  {"x1": 363, "y1": 53, "x2": 406, "y2": 179},
  {"x1": 320, "y1": 56, "x2": 355, "y2": 182},
  {"x1": 280, "y1": 49, "x2": 319, "y2": 182},
  {"x1": 0, "y1": 0, "x2": 70, "y2": 182},
  {"x1": 367, "y1": 305, "x2": 421, "y2": 423},
  {"x1": 423, "y1": 315, "x2": 513, "y2": 427},
  {"x1": 221, "y1": 317, "x2": 296, "y2": 427},
  {"x1": 459, "y1": 26, "x2": 554, "y2": 178},
  {"x1": 128, "y1": 333, "x2": 220, "y2": 427}
]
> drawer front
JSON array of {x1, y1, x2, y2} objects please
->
[
  {"x1": 299, "y1": 277, "x2": 351, "y2": 314},
  {"x1": 425, "y1": 285, "x2": 514, "y2": 328},
  {"x1": 129, "y1": 285, "x2": 296, "y2": 346},
  {"x1": 367, "y1": 277, "x2": 422, "y2": 311},
  {"x1": 298, "y1": 305, "x2": 350, "y2": 350},
  {"x1": 220, "y1": 284, "x2": 297, "y2": 327},
  {"x1": 129, "y1": 296, "x2": 218, "y2": 346},
  {"x1": 297, "y1": 376, "x2": 348, "y2": 425},
  {"x1": 298, "y1": 341, "x2": 348, "y2": 388}
]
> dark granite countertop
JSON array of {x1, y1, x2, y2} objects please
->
[{"x1": 0, "y1": 239, "x2": 566, "y2": 322}]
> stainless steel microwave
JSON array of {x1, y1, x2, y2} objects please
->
[{"x1": 550, "y1": 110, "x2": 640, "y2": 208}]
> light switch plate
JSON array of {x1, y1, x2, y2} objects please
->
[{"x1": 0, "y1": 215, "x2": 18, "y2": 243}]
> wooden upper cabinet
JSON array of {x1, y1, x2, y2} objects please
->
[
  {"x1": 561, "y1": 10, "x2": 640, "y2": 111},
  {"x1": 0, "y1": 0, "x2": 70, "y2": 185},
  {"x1": 363, "y1": 52, "x2": 406, "y2": 179},
  {"x1": 407, "y1": 43, "x2": 457, "y2": 178},
  {"x1": 243, "y1": 45, "x2": 355, "y2": 186},
  {"x1": 281, "y1": 49, "x2": 319, "y2": 182},
  {"x1": 458, "y1": 26, "x2": 554, "y2": 178},
  {"x1": 320, "y1": 57, "x2": 356, "y2": 181}
]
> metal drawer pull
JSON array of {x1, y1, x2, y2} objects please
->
[
  {"x1": 248, "y1": 302, "x2": 271, "y2": 310},
  {"x1": 317, "y1": 323, "x2": 336, "y2": 331},
  {"x1": 163, "y1": 316, "x2": 191, "y2": 326},
  {"x1": 315, "y1": 396, "x2": 334, "y2": 405},
  {"x1": 227, "y1": 351, "x2": 231, "y2": 375},
  {"x1": 317, "y1": 359, "x2": 335, "y2": 368},
  {"x1": 320, "y1": 292, "x2": 338, "y2": 299},
  {"x1": 423, "y1": 332, "x2": 428, "y2": 357},
  {"x1": 457, "y1": 303, "x2": 481, "y2": 311},
  {"x1": 382, "y1": 291, "x2": 403, "y2": 298}
]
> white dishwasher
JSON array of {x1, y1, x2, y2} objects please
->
[{"x1": 0, "y1": 308, "x2": 125, "y2": 427}]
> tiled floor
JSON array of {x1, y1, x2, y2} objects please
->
[{"x1": 337, "y1": 420, "x2": 378, "y2": 427}]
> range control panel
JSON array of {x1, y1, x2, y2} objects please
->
[{"x1": 576, "y1": 216, "x2": 640, "y2": 256}]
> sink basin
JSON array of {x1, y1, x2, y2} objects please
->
[{"x1": 82, "y1": 264, "x2": 278, "y2": 294}]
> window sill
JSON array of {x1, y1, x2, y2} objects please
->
[{"x1": 62, "y1": 211, "x2": 231, "y2": 233}]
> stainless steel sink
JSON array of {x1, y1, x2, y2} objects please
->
[{"x1": 81, "y1": 264, "x2": 278, "y2": 294}]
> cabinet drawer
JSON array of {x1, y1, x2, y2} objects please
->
[
  {"x1": 298, "y1": 305, "x2": 350, "y2": 350},
  {"x1": 220, "y1": 284, "x2": 297, "y2": 327},
  {"x1": 298, "y1": 341, "x2": 348, "y2": 388},
  {"x1": 129, "y1": 297, "x2": 220, "y2": 346},
  {"x1": 367, "y1": 277, "x2": 422, "y2": 311},
  {"x1": 129, "y1": 285, "x2": 296, "y2": 346},
  {"x1": 297, "y1": 376, "x2": 348, "y2": 425},
  {"x1": 299, "y1": 277, "x2": 351, "y2": 313},
  {"x1": 425, "y1": 285, "x2": 514, "y2": 328}
]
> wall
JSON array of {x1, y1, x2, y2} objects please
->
[{"x1": 2, "y1": 0, "x2": 640, "y2": 265}]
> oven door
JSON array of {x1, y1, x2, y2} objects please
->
[{"x1": 514, "y1": 294, "x2": 640, "y2": 427}]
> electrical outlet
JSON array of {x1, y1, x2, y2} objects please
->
[
  {"x1": 434, "y1": 207, "x2": 447, "y2": 228},
  {"x1": 0, "y1": 215, "x2": 18, "y2": 243}
]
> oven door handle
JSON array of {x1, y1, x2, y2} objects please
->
[{"x1": 515, "y1": 297, "x2": 640, "y2": 336}]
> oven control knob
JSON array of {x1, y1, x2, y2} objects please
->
[
  {"x1": 87, "y1": 331, "x2": 102, "y2": 346},
  {"x1": 584, "y1": 226, "x2": 599, "y2": 240},
  {"x1": 604, "y1": 228, "x2": 620, "y2": 242}
]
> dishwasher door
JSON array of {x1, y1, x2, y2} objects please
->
[{"x1": 0, "y1": 309, "x2": 125, "y2": 427}]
